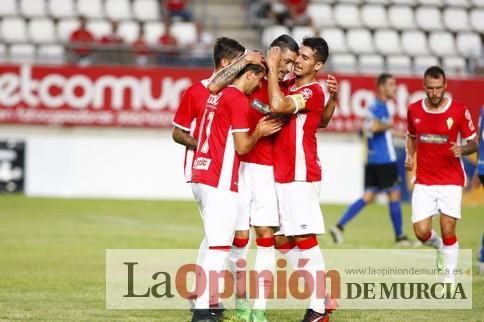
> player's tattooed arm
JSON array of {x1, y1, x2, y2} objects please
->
[
  {"x1": 172, "y1": 127, "x2": 197, "y2": 150},
  {"x1": 207, "y1": 50, "x2": 263, "y2": 94},
  {"x1": 319, "y1": 74, "x2": 338, "y2": 128},
  {"x1": 266, "y1": 47, "x2": 305, "y2": 115},
  {"x1": 450, "y1": 138, "x2": 478, "y2": 157}
]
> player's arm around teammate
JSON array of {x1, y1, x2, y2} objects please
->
[{"x1": 319, "y1": 74, "x2": 339, "y2": 128}]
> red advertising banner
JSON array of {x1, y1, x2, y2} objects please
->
[{"x1": 0, "y1": 64, "x2": 483, "y2": 132}]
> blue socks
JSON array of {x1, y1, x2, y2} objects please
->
[
  {"x1": 337, "y1": 198, "x2": 366, "y2": 228},
  {"x1": 389, "y1": 201, "x2": 403, "y2": 239}
]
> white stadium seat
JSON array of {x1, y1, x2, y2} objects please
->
[
  {"x1": 429, "y1": 31, "x2": 457, "y2": 56},
  {"x1": 57, "y1": 19, "x2": 80, "y2": 42},
  {"x1": 0, "y1": 0, "x2": 18, "y2": 16},
  {"x1": 334, "y1": 4, "x2": 361, "y2": 28},
  {"x1": 105, "y1": 0, "x2": 132, "y2": 20},
  {"x1": 402, "y1": 30, "x2": 430, "y2": 56},
  {"x1": 365, "y1": 0, "x2": 389, "y2": 4},
  {"x1": 292, "y1": 26, "x2": 316, "y2": 45},
  {"x1": 416, "y1": 7, "x2": 443, "y2": 31},
  {"x1": 172, "y1": 22, "x2": 196, "y2": 46},
  {"x1": 144, "y1": 21, "x2": 166, "y2": 44},
  {"x1": 330, "y1": 54, "x2": 357, "y2": 73},
  {"x1": 0, "y1": 44, "x2": 7, "y2": 62},
  {"x1": 392, "y1": 0, "x2": 416, "y2": 4},
  {"x1": 443, "y1": 57, "x2": 467, "y2": 75},
  {"x1": 9, "y1": 44, "x2": 36, "y2": 64},
  {"x1": 414, "y1": 56, "x2": 440, "y2": 74},
  {"x1": 78, "y1": 0, "x2": 104, "y2": 19},
  {"x1": 470, "y1": 9, "x2": 484, "y2": 32},
  {"x1": 307, "y1": 3, "x2": 333, "y2": 27},
  {"x1": 471, "y1": 0, "x2": 484, "y2": 7},
  {"x1": 361, "y1": 5, "x2": 388, "y2": 29},
  {"x1": 118, "y1": 21, "x2": 140, "y2": 43},
  {"x1": 445, "y1": 0, "x2": 471, "y2": 7},
  {"x1": 1, "y1": 18, "x2": 28, "y2": 43},
  {"x1": 347, "y1": 29, "x2": 375, "y2": 54},
  {"x1": 133, "y1": 0, "x2": 160, "y2": 21},
  {"x1": 87, "y1": 20, "x2": 111, "y2": 39},
  {"x1": 456, "y1": 32, "x2": 482, "y2": 57},
  {"x1": 320, "y1": 28, "x2": 347, "y2": 53},
  {"x1": 29, "y1": 18, "x2": 56, "y2": 44},
  {"x1": 388, "y1": 6, "x2": 415, "y2": 30},
  {"x1": 38, "y1": 44, "x2": 65, "y2": 64},
  {"x1": 443, "y1": 8, "x2": 470, "y2": 32},
  {"x1": 20, "y1": 0, "x2": 47, "y2": 17},
  {"x1": 374, "y1": 29, "x2": 402, "y2": 55},
  {"x1": 261, "y1": 25, "x2": 290, "y2": 49},
  {"x1": 48, "y1": 0, "x2": 76, "y2": 18},
  {"x1": 419, "y1": 0, "x2": 444, "y2": 6},
  {"x1": 387, "y1": 55, "x2": 412, "y2": 75},
  {"x1": 359, "y1": 55, "x2": 384, "y2": 74}
]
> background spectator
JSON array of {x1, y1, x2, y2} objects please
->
[
  {"x1": 100, "y1": 21, "x2": 123, "y2": 45},
  {"x1": 158, "y1": 19, "x2": 179, "y2": 64},
  {"x1": 163, "y1": 0, "x2": 192, "y2": 21},
  {"x1": 69, "y1": 16, "x2": 95, "y2": 66},
  {"x1": 187, "y1": 21, "x2": 214, "y2": 66},
  {"x1": 132, "y1": 27, "x2": 150, "y2": 66}
]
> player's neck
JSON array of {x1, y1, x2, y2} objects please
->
[
  {"x1": 229, "y1": 80, "x2": 246, "y2": 94},
  {"x1": 377, "y1": 94, "x2": 388, "y2": 102},
  {"x1": 295, "y1": 73, "x2": 316, "y2": 87},
  {"x1": 424, "y1": 97, "x2": 449, "y2": 111}
]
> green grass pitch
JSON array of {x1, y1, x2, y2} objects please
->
[{"x1": 0, "y1": 195, "x2": 482, "y2": 321}]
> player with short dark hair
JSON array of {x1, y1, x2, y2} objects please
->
[
  {"x1": 405, "y1": 65, "x2": 478, "y2": 285},
  {"x1": 330, "y1": 73, "x2": 415, "y2": 246}
]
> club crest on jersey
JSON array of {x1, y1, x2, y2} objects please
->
[
  {"x1": 446, "y1": 117, "x2": 454, "y2": 130},
  {"x1": 301, "y1": 88, "x2": 313, "y2": 100},
  {"x1": 207, "y1": 93, "x2": 222, "y2": 106},
  {"x1": 415, "y1": 118, "x2": 421, "y2": 124}
]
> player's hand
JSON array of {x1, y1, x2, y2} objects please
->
[
  {"x1": 266, "y1": 47, "x2": 281, "y2": 71},
  {"x1": 245, "y1": 50, "x2": 263, "y2": 66},
  {"x1": 326, "y1": 74, "x2": 339, "y2": 100},
  {"x1": 256, "y1": 116, "x2": 283, "y2": 137},
  {"x1": 404, "y1": 155, "x2": 414, "y2": 171},
  {"x1": 449, "y1": 142, "x2": 463, "y2": 157}
]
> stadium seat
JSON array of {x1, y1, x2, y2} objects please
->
[
  {"x1": 307, "y1": 3, "x2": 333, "y2": 27},
  {"x1": 28, "y1": 18, "x2": 56, "y2": 44},
  {"x1": 87, "y1": 20, "x2": 111, "y2": 39},
  {"x1": 388, "y1": 6, "x2": 415, "y2": 30},
  {"x1": 470, "y1": 9, "x2": 484, "y2": 32},
  {"x1": 443, "y1": 8, "x2": 470, "y2": 32},
  {"x1": 20, "y1": 0, "x2": 47, "y2": 17},
  {"x1": 0, "y1": 0, "x2": 18, "y2": 16},
  {"x1": 392, "y1": 0, "x2": 416, "y2": 4},
  {"x1": 419, "y1": 0, "x2": 444, "y2": 6},
  {"x1": 330, "y1": 54, "x2": 357, "y2": 73},
  {"x1": 37, "y1": 44, "x2": 65, "y2": 64},
  {"x1": 387, "y1": 55, "x2": 412, "y2": 75},
  {"x1": 402, "y1": 30, "x2": 430, "y2": 56},
  {"x1": 144, "y1": 21, "x2": 166, "y2": 44},
  {"x1": 292, "y1": 26, "x2": 316, "y2": 45},
  {"x1": 444, "y1": 0, "x2": 471, "y2": 7},
  {"x1": 78, "y1": 0, "x2": 104, "y2": 19},
  {"x1": 347, "y1": 29, "x2": 375, "y2": 54},
  {"x1": 320, "y1": 28, "x2": 347, "y2": 53},
  {"x1": 105, "y1": 0, "x2": 132, "y2": 20},
  {"x1": 118, "y1": 21, "x2": 140, "y2": 43},
  {"x1": 1, "y1": 18, "x2": 28, "y2": 43},
  {"x1": 133, "y1": 0, "x2": 160, "y2": 21},
  {"x1": 456, "y1": 32, "x2": 482, "y2": 57},
  {"x1": 9, "y1": 44, "x2": 36, "y2": 64},
  {"x1": 334, "y1": 4, "x2": 361, "y2": 28},
  {"x1": 48, "y1": 0, "x2": 76, "y2": 18},
  {"x1": 361, "y1": 5, "x2": 388, "y2": 29},
  {"x1": 429, "y1": 31, "x2": 457, "y2": 56},
  {"x1": 359, "y1": 54, "x2": 384, "y2": 74},
  {"x1": 365, "y1": 0, "x2": 389, "y2": 4},
  {"x1": 57, "y1": 18, "x2": 80, "y2": 42},
  {"x1": 470, "y1": 0, "x2": 484, "y2": 7},
  {"x1": 416, "y1": 7, "x2": 443, "y2": 31},
  {"x1": 0, "y1": 44, "x2": 7, "y2": 62},
  {"x1": 262, "y1": 26, "x2": 290, "y2": 49},
  {"x1": 414, "y1": 56, "x2": 440, "y2": 74},
  {"x1": 374, "y1": 30, "x2": 402, "y2": 55},
  {"x1": 172, "y1": 22, "x2": 196, "y2": 46},
  {"x1": 443, "y1": 57, "x2": 467, "y2": 75}
]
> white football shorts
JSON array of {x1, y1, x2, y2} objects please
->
[{"x1": 411, "y1": 184, "x2": 462, "y2": 223}]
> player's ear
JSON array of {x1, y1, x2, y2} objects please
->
[
  {"x1": 314, "y1": 61, "x2": 323, "y2": 72},
  {"x1": 220, "y1": 58, "x2": 230, "y2": 68}
]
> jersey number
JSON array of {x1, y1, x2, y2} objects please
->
[{"x1": 200, "y1": 111, "x2": 215, "y2": 154}]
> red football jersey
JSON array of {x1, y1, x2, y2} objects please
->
[
  {"x1": 191, "y1": 86, "x2": 250, "y2": 192},
  {"x1": 239, "y1": 79, "x2": 273, "y2": 166},
  {"x1": 407, "y1": 98, "x2": 477, "y2": 186},
  {"x1": 172, "y1": 80, "x2": 210, "y2": 182},
  {"x1": 273, "y1": 80, "x2": 325, "y2": 183}
]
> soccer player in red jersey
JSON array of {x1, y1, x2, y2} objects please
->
[
  {"x1": 266, "y1": 37, "x2": 331, "y2": 322},
  {"x1": 405, "y1": 66, "x2": 477, "y2": 285},
  {"x1": 190, "y1": 64, "x2": 283, "y2": 322}
]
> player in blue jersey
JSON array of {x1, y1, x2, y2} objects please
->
[
  {"x1": 330, "y1": 73, "x2": 415, "y2": 246},
  {"x1": 472, "y1": 106, "x2": 484, "y2": 273}
]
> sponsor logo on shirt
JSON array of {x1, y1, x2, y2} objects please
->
[
  {"x1": 419, "y1": 134, "x2": 449, "y2": 144},
  {"x1": 206, "y1": 93, "x2": 222, "y2": 107},
  {"x1": 193, "y1": 157, "x2": 211, "y2": 170}
]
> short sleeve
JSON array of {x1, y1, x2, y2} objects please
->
[
  {"x1": 460, "y1": 107, "x2": 477, "y2": 141},
  {"x1": 231, "y1": 95, "x2": 250, "y2": 133},
  {"x1": 172, "y1": 87, "x2": 196, "y2": 131},
  {"x1": 371, "y1": 102, "x2": 386, "y2": 121},
  {"x1": 407, "y1": 105, "x2": 416, "y2": 138},
  {"x1": 304, "y1": 86, "x2": 325, "y2": 113}
]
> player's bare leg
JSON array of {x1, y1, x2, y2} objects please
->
[
  {"x1": 414, "y1": 216, "x2": 444, "y2": 271},
  {"x1": 274, "y1": 235, "x2": 300, "y2": 269},
  {"x1": 440, "y1": 214, "x2": 459, "y2": 284}
]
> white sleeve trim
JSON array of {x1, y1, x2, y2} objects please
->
[
  {"x1": 407, "y1": 132, "x2": 416, "y2": 138},
  {"x1": 231, "y1": 128, "x2": 250, "y2": 133},
  {"x1": 172, "y1": 121, "x2": 191, "y2": 132},
  {"x1": 462, "y1": 133, "x2": 477, "y2": 141}
]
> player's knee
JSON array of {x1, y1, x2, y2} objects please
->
[
  {"x1": 274, "y1": 235, "x2": 293, "y2": 249},
  {"x1": 234, "y1": 229, "x2": 250, "y2": 240},
  {"x1": 413, "y1": 225, "x2": 431, "y2": 242},
  {"x1": 254, "y1": 226, "x2": 273, "y2": 238}
]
